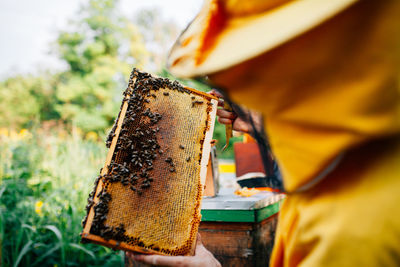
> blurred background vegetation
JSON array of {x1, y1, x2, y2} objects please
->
[{"x1": 0, "y1": 0, "x2": 241, "y2": 266}]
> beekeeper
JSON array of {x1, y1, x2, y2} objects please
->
[{"x1": 128, "y1": 0, "x2": 400, "y2": 266}]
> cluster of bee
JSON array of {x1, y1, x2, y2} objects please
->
[
  {"x1": 113, "y1": 108, "x2": 161, "y2": 194},
  {"x1": 82, "y1": 182, "x2": 128, "y2": 241},
  {"x1": 104, "y1": 223, "x2": 126, "y2": 242},
  {"x1": 81, "y1": 174, "x2": 102, "y2": 228},
  {"x1": 165, "y1": 157, "x2": 176, "y2": 173},
  {"x1": 104, "y1": 162, "x2": 130, "y2": 183},
  {"x1": 143, "y1": 108, "x2": 163, "y2": 125},
  {"x1": 89, "y1": 189, "x2": 111, "y2": 235},
  {"x1": 123, "y1": 68, "x2": 192, "y2": 97},
  {"x1": 105, "y1": 110, "x2": 121, "y2": 148}
]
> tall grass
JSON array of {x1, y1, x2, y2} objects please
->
[{"x1": 0, "y1": 128, "x2": 124, "y2": 266}]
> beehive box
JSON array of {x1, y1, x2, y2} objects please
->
[{"x1": 81, "y1": 68, "x2": 217, "y2": 256}]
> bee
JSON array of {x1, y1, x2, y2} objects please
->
[
  {"x1": 141, "y1": 183, "x2": 150, "y2": 189},
  {"x1": 179, "y1": 145, "x2": 185, "y2": 149},
  {"x1": 186, "y1": 157, "x2": 191, "y2": 162},
  {"x1": 130, "y1": 174, "x2": 138, "y2": 181},
  {"x1": 163, "y1": 92, "x2": 169, "y2": 96}
]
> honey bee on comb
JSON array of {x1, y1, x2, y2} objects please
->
[{"x1": 81, "y1": 68, "x2": 217, "y2": 256}]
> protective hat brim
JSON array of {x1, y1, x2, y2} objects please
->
[{"x1": 167, "y1": 0, "x2": 357, "y2": 78}]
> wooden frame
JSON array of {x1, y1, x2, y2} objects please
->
[{"x1": 81, "y1": 72, "x2": 218, "y2": 256}]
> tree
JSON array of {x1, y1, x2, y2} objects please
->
[
  {"x1": 54, "y1": 0, "x2": 150, "y2": 132},
  {"x1": 0, "y1": 73, "x2": 59, "y2": 128}
]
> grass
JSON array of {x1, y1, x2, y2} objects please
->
[{"x1": 0, "y1": 128, "x2": 124, "y2": 266}]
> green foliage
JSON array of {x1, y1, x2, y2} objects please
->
[
  {"x1": 53, "y1": 0, "x2": 150, "y2": 133},
  {"x1": 0, "y1": 74, "x2": 60, "y2": 128},
  {"x1": 0, "y1": 76, "x2": 40, "y2": 128},
  {"x1": 0, "y1": 131, "x2": 124, "y2": 266}
]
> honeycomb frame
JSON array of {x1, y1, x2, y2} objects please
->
[{"x1": 81, "y1": 68, "x2": 218, "y2": 256}]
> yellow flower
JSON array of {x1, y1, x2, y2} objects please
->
[
  {"x1": 35, "y1": 200, "x2": 44, "y2": 216},
  {"x1": 18, "y1": 129, "x2": 32, "y2": 139},
  {"x1": 85, "y1": 131, "x2": 98, "y2": 141}
]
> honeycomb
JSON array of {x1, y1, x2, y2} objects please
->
[{"x1": 81, "y1": 68, "x2": 217, "y2": 256}]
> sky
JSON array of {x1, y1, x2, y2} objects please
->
[{"x1": 0, "y1": 0, "x2": 202, "y2": 78}]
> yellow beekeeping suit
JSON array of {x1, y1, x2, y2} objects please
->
[{"x1": 168, "y1": 0, "x2": 400, "y2": 265}]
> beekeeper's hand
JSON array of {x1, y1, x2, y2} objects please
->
[
  {"x1": 210, "y1": 89, "x2": 257, "y2": 134},
  {"x1": 126, "y1": 233, "x2": 221, "y2": 267}
]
